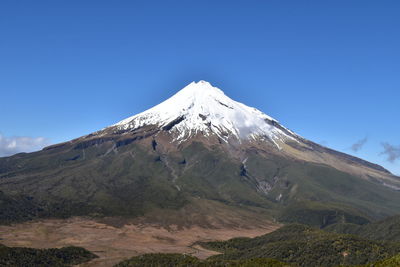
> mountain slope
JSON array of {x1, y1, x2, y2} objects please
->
[
  {"x1": 0, "y1": 245, "x2": 97, "y2": 266},
  {"x1": 0, "y1": 81, "x2": 399, "y2": 227},
  {"x1": 326, "y1": 215, "x2": 400, "y2": 242},
  {"x1": 115, "y1": 253, "x2": 292, "y2": 267},
  {"x1": 200, "y1": 224, "x2": 400, "y2": 267}
]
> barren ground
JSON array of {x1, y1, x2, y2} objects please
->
[{"x1": 0, "y1": 217, "x2": 279, "y2": 266}]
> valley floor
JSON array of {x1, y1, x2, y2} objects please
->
[{"x1": 0, "y1": 217, "x2": 279, "y2": 266}]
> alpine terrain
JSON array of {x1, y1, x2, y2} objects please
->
[{"x1": 1, "y1": 80, "x2": 400, "y2": 229}]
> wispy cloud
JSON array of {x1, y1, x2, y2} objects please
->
[
  {"x1": 351, "y1": 137, "x2": 368, "y2": 152},
  {"x1": 380, "y1": 142, "x2": 400, "y2": 163},
  {"x1": 0, "y1": 134, "x2": 50, "y2": 157}
]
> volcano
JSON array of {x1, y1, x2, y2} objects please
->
[{"x1": 1, "y1": 81, "x2": 400, "y2": 228}]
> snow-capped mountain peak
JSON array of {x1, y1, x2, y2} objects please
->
[{"x1": 113, "y1": 81, "x2": 296, "y2": 145}]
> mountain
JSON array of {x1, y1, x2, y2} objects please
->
[{"x1": 1, "y1": 81, "x2": 400, "y2": 227}]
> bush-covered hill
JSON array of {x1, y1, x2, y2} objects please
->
[
  {"x1": 366, "y1": 253, "x2": 400, "y2": 267},
  {"x1": 114, "y1": 253, "x2": 292, "y2": 267},
  {"x1": 277, "y1": 201, "x2": 371, "y2": 229},
  {"x1": 0, "y1": 244, "x2": 97, "y2": 266},
  {"x1": 326, "y1": 215, "x2": 400, "y2": 242},
  {"x1": 114, "y1": 252, "x2": 400, "y2": 267},
  {"x1": 199, "y1": 224, "x2": 400, "y2": 267}
]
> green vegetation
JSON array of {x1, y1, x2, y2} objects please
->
[
  {"x1": 0, "y1": 141, "x2": 189, "y2": 224},
  {"x1": 200, "y1": 224, "x2": 400, "y2": 267},
  {"x1": 115, "y1": 253, "x2": 199, "y2": 266},
  {"x1": 0, "y1": 244, "x2": 97, "y2": 266},
  {"x1": 366, "y1": 253, "x2": 400, "y2": 267},
  {"x1": 269, "y1": 161, "x2": 400, "y2": 227},
  {"x1": 114, "y1": 252, "x2": 400, "y2": 267},
  {"x1": 0, "y1": 190, "x2": 40, "y2": 224},
  {"x1": 277, "y1": 201, "x2": 370, "y2": 228},
  {"x1": 114, "y1": 253, "x2": 292, "y2": 267},
  {"x1": 1, "y1": 137, "x2": 400, "y2": 229},
  {"x1": 344, "y1": 253, "x2": 400, "y2": 267},
  {"x1": 326, "y1": 215, "x2": 400, "y2": 242}
]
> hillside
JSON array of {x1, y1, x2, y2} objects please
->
[
  {"x1": 326, "y1": 215, "x2": 400, "y2": 242},
  {"x1": 114, "y1": 253, "x2": 292, "y2": 267},
  {"x1": 0, "y1": 244, "x2": 97, "y2": 266},
  {"x1": 200, "y1": 224, "x2": 400, "y2": 267}
]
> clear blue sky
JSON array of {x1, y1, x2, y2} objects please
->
[{"x1": 0, "y1": 1, "x2": 399, "y2": 174}]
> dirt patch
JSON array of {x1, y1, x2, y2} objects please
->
[{"x1": 0, "y1": 217, "x2": 279, "y2": 266}]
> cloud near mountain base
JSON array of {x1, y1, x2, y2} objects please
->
[{"x1": 0, "y1": 134, "x2": 50, "y2": 157}]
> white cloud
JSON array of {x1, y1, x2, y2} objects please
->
[{"x1": 0, "y1": 134, "x2": 50, "y2": 157}]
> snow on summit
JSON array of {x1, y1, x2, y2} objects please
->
[{"x1": 113, "y1": 81, "x2": 296, "y2": 145}]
